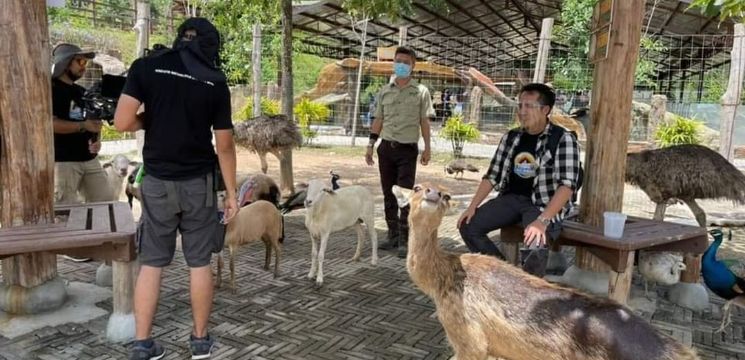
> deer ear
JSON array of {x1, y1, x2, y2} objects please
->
[{"x1": 392, "y1": 185, "x2": 412, "y2": 208}]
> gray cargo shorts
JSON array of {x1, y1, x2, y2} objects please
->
[{"x1": 137, "y1": 173, "x2": 219, "y2": 268}]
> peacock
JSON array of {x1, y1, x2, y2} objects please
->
[
  {"x1": 701, "y1": 228, "x2": 745, "y2": 333},
  {"x1": 445, "y1": 159, "x2": 479, "y2": 179}
]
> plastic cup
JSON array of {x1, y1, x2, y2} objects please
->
[{"x1": 603, "y1": 211, "x2": 627, "y2": 238}]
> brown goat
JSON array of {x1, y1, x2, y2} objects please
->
[
  {"x1": 216, "y1": 200, "x2": 284, "y2": 293},
  {"x1": 393, "y1": 183, "x2": 699, "y2": 360}
]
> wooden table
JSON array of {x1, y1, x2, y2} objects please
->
[
  {"x1": 501, "y1": 216, "x2": 708, "y2": 304},
  {"x1": 0, "y1": 201, "x2": 136, "y2": 342}
]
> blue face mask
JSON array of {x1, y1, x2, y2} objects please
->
[{"x1": 394, "y1": 62, "x2": 412, "y2": 78}]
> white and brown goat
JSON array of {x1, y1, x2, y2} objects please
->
[
  {"x1": 216, "y1": 200, "x2": 284, "y2": 293},
  {"x1": 393, "y1": 183, "x2": 699, "y2": 360}
]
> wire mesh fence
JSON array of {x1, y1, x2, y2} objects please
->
[{"x1": 46, "y1": 4, "x2": 745, "y2": 223}]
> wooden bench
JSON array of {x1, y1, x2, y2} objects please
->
[
  {"x1": 0, "y1": 201, "x2": 136, "y2": 342},
  {"x1": 500, "y1": 216, "x2": 708, "y2": 304}
]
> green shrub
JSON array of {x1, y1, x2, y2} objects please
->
[
  {"x1": 234, "y1": 97, "x2": 281, "y2": 122},
  {"x1": 655, "y1": 115, "x2": 702, "y2": 147},
  {"x1": 440, "y1": 114, "x2": 480, "y2": 158},
  {"x1": 294, "y1": 98, "x2": 330, "y2": 145},
  {"x1": 100, "y1": 124, "x2": 132, "y2": 141}
]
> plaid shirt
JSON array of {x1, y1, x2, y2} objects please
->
[{"x1": 483, "y1": 122, "x2": 581, "y2": 222}]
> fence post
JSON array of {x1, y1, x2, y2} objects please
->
[
  {"x1": 350, "y1": 19, "x2": 369, "y2": 146},
  {"x1": 532, "y1": 18, "x2": 554, "y2": 83},
  {"x1": 134, "y1": 0, "x2": 149, "y2": 156},
  {"x1": 252, "y1": 23, "x2": 262, "y2": 118},
  {"x1": 720, "y1": 24, "x2": 745, "y2": 162}
]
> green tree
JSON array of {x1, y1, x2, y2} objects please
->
[
  {"x1": 635, "y1": 37, "x2": 668, "y2": 88},
  {"x1": 550, "y1": 0, "x2": 596, "y2": 91},
  {"x1": 341, "y1": 0, "x2": 446, "y2": 21},
  {"x1": 205, "y1": 0, "x2": 447, "y2": 84},
  {"x1": 687, "y1": 0, "x2": 745, "y2": 22}
]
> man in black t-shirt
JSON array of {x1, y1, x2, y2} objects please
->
[
  {"x1": 457, "y1": 83, "x2": 582, "y2": 276},
  {"x1": 51, "y1": 43, "x2": 109, "y2": 205},
  {"x1": 114, "y1": 18, "x2": 238, "y2": 360}
]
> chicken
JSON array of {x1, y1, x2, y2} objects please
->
[{"x1": 637, "y1": 251, "x2": 686, "y2": 298}]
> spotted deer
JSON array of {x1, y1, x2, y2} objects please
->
[{"x1": 392, "y1": 183, "x2": 699, "y2": 360}]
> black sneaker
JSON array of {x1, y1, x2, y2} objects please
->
[
  {"x1": 129, "y1": 339, "x2": 165, "y2": 360},
  {"x1": 190, "y1": 334, "x2": 216, "y2": 360}
]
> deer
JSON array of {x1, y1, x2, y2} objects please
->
[{"x1": 392, "y1": 183, "x2": 699, "y2": 360}]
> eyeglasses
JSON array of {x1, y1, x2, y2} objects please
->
[{"x1": 517, "y1": 102, "x2": 544, "y2": 109}]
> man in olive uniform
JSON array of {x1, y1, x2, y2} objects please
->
[{"x1": 365, "y1": 46, "x2": 435, "y2": 258}]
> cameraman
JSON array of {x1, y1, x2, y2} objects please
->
[
  {"x1": 114, "y1": 18, "x2": 237, "y2": 360},
  {"x1": 51, "y1": 43, "x2": 108, "y2": 205}
]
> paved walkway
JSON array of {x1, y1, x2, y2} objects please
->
[{"x1": 1, "y1": 203, "x2": 744, "y2": 359}]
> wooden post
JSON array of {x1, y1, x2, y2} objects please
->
[
  {"x1": 719, "y1": 24, "x2": 744, "y2": 162},
  {"x1": 252, "y1": 23, "x2": 262, "y2": 118},
  {"x1": 608, "y1": 251, "x2": 635, "y2": 304},
  {"x1": 578, "y1": 0, "x2": 645, "y2": 278},
  {"x1": 532, "y1": 18, "x2": 554, "y2": 83},
  {"x1": 134, "y1": 0, "x2": 149, "y2": 156},
  {"x1": 105, "y1": 259, "x2": 136, "y2": 342},
  {"x1": 398, "y1": 26, "x2": 408, "y2": 46},
  {"x1": 279, "y1": 0, "x2": 295, "y2": 195},
  {"x1": 467, "y1": 86, "x2": 483, "y2": 127},
  {"x1": 679, "y1": 253, "x2": 702, "y2": 284},
  {"x1": 0, "y1": 0, "x2": 64, "y2": 313}
]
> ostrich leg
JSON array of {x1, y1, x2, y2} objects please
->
[
  {"x1": 258, "y1": 151, "x2": 269, "y2": 174},
  {"x1": 653, "y1": 202, "x2": 667, "y2": 221},
  {"x1": 682, "y1": 198, "x2": 707, "y2": 228}
]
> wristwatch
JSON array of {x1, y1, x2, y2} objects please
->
[
  {"x1": 537, "y1": 215, "x2": 551, "y2": 226},
  {"x1": 78, "y1": 122, "x2": 86, "y2": 133}
]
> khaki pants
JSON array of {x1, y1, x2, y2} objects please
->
[{"x1": 55, "y1": 159, "x2": 111, "y2": 205}]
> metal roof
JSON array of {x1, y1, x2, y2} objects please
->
[{"x1": 292, "y1": 0, "x2": 738, "y2": 82}]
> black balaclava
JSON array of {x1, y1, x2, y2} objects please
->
[{"x1": 173, "y1": 17, "x2": 226, "y2": 83}]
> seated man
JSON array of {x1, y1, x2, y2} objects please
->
[{"x1": 457, "y1": 83, "x2": 581, "y2": 275}]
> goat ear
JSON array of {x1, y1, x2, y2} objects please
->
[
  {"x1": 129, "y1": 161, "x2": 140, "y2": 166},
  {"x1": 102, "y1": 162, "x2": 112, "y2": 168},
  {"x1": 392, "y1": 185, "x2": 412, "y2": 208},
  {"x1": 322, "y1": 188, "x2": 335, "y2": 194},
  {"x1": 677, "y1": 263, "x2": 687, "y2": 271}
]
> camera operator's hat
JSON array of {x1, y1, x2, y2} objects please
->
[{"x1": 51, "y1": 43, "x2": 95, "y2": 79}]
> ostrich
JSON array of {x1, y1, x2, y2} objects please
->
[
  {"x1": 626, "y1": 144, "x2": 745, "y2": 227},
  {"x1": 233, "y1": 114, "x2": 303, "y2": 174}
]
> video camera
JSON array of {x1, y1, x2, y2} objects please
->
[{"x1": 81, "y1": 74, "x2": 127, "y2": 124}]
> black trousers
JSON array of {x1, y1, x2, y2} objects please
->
[
  {"x1": 377, "y1": 140, "x2": 418, "y2": 230},
  {"x1": 458, "y1": 193, "x2": 562, "y2": 259}
]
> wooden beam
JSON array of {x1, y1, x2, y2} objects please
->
[
  {"x1": 442, "y1": 0, "x2": 531, "y2": 58},
  {"x1": 653, "y1": 2, "x2": 682, "y2": 36},
  {"x1": 508, "y1": 0, "x2": 541, "y2": 32},
  {"x1": 479, "y1": 0, "x2": 533, "y2": 46},
  {"x1": 578, "y1": 0, "x2": 645, "y2": 272},
  {"x1": 533, "y1": 18, "x2": 554, "y2": 83}
]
